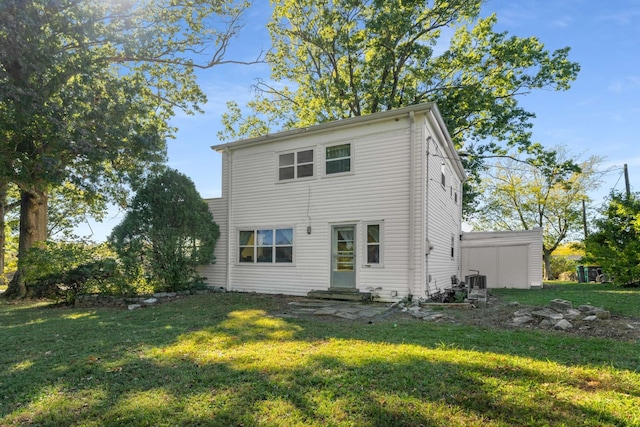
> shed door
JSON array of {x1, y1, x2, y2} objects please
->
[{"x1": 331, "y1": 225, "x2": 356, "y2": 288}]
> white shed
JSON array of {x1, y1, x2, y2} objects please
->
[{"x1": 460, "y1": 229, "x2": 543, "y2": 289}]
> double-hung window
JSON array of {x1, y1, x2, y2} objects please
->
[
  {"x1": 366, "y1": 223, "x2": 382, "y2": 265},
  {"x1": 326, "y1": 143, "x2": 351, "y2": 174},
  {"x1": 239, "y1": 228, "x2": 294, "y2": 263},
  {"x1": 279, "y1": 149, "x2": 314, "y2": 180}
]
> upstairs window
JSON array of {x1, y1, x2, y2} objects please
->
[
  {"x1": 440, "y1": 163, "x2": 446, "y2": 187},
  {"x1": 279, "y1": 149, "x2": 314, "y2": 180},
  {"x1": 326, "y1": 143, "x2": 351, "y2": 174}
]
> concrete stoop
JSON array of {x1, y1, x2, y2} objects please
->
[{"x1": 307, "y1": 289, "x2": 373, "y2": 302}]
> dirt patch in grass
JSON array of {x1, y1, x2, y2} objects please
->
[
  {"x1": 262, "y1": 293, "x2": 640, "y2": 342},
  {"x1": 445, "y1": 295, "x2": 640, "y2": 342}
]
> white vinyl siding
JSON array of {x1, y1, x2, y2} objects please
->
[
  {"x1": 197, "y1": 197, "x2": 227, "y2": 288},
  {"x1": 207, "y1": 104, "x2": 465, "y2": 301}
]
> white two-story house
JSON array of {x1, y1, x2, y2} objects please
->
[{"x1": 200, "y1": 102, "x2": 466, "y2": 301}]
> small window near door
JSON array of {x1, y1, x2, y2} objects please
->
[
  {"x1": 366, "y1": 223, "x2": 382, "y2": 265},
  {"x1": 326, "y1": 143, "x2": 351, "y2": 174},
  {"x1": 450, "y1": 234, "x2": 455, "y2": 259}
]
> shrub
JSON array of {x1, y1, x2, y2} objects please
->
[
  {"x1": 23, "y1": 241, "x2": 136, "y2": 303},
  {"x1": 110, "y1": 169, "x2": 219, "y2": 292}
]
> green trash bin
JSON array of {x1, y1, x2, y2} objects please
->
[{"x1": 576, "y1": 265, "x2": 586, "y2": 283}]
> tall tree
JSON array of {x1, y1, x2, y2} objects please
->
[
  {"x1": 219, "y1": 0, "x2": 580, "y2": 213},
  {"x1": 584, "y1": 191, "x2": 640, "y2": 286},
  {"x1": 470, "y1": 149, "x2": 604, "y2": 279},
  {"x1": 0, "y1": 0, "x2": 253, "y2": 297}
]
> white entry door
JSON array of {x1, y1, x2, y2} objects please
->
[{"x1": 331, "y1": 225, "x2": 356, "y2": 288}]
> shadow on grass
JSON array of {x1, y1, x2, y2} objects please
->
[{"x1": 1, "y1": 293, "x2": 639, "y2": 426}]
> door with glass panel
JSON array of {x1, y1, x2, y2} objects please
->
[{"x1": 331, "y1": 225, "x2": 356, "y2": 288}]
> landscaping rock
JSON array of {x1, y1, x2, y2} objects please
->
[
  {"x1": 539, "y1": 319, "x2": 555, "y2": 328},
  {"x1": 583, "y1": 315, "x2": 598, "y2": 321},
  {"x1": 564, "y1": 309, "x2": 582, "y2": 320},
  {"x1": 128, "y1": 304, "x2": 142, "y2": 310},
  {"x1": 550, "y1": 299, "x2": 573, "y2": 311},
  {"x1": 513, "y1": 315, "x2": 535, "y2": 325},
  {"x1": 596, "y1": 310, "x2": 611, "y2": 320},
  {"x1": 578, "y1": 304, "x2": 597, "y2": 313},
  {"x1": 142, "y1": 298, "x2": 158, "y2": 305},
  {"x1": 554, "y1": 319, "x2": 573, "y2": 330},
  {"x1": 531, "y1": 309, "x2": 564, "y2": 321}
]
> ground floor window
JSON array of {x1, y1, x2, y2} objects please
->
[
  {"x1": 366, "y1": 223, "x2": 382, "y2": 265},
  {"x1": 239, "y1": 228, "x2": 293, "y2": 263}
]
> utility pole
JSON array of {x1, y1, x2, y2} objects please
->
[
  {"x1": 624, "y1": 163, "x2": 631, "y2": 197},
  {"x1": 582, "y1": 199, "x2": 588, "y2": 240}
]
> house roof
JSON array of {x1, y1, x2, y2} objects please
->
[{"x1": 211, "y1": 102, "x2": 466, "y2": 180}]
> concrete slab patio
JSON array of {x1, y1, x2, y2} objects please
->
[{"x1": 285, "y1": 299, "x2": 391, "y2": 320}]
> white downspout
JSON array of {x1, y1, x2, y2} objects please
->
[
  {"x1": 225, "y1": 147, "x2": 232, "y2": 290},
  {"x1": 408, "y1": 111, "x2": 415, "y2": 296}
]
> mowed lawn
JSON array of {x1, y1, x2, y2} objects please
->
[{"x1": 1, "y1": 285, "x2": 640, "y2": 426}]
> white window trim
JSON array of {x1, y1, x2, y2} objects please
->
[
  {"x1": 276, "y1": 148, "x2": 315, "y2": 182},
  {"x1": 363, "y1": 221, "x2": 384, "y2": 268},
  {"x1": 323, "y1": 140, "x2": 355, "y2": 178},
  {"x1": 236, "y1": 227, "x2": 296, "y2": 266}
]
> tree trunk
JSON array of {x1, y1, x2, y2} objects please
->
[
  {"x1": 4, "y1": 188, "x2": 48, "y2": 298},
  {"x1": 0, "y1": 183, "x2": 6, "y2": 289},
  {"x1": 542, "y1": 248, "x2": 552, "y2": 281}
]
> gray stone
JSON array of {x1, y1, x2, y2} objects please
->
[
  {"x1": 508, "y1": 301, "x2": 520, "y2": 307},
  {"x1": 359, "y1": 309, "x2": 385, "y2": 318},
  {"x1": 539, "y1": 319, "x2": 555, "y2": 328},
  {"x1": 313, "y1": 308, "x2": 338, "y2": 315},
  {"x1": 142, "y1": 298, "x2": 157, "y2": 305},
  {"x1": 531, "y1": 309, "x2": 564, "y2": 321},
  {"x1": 564, "y1": 309, "x2": 582, "y2": 320},
  {"x1": 596, "y1": 310, "x2": 611, "y2": 320},
  {"x1": 127, "y1": 304, "x2": 142, "y2": 310},
  {"x1": 424, "y1": 313, "x2": 445, "y2": 321},
  {"x1": 513, "y1": 315, "x2": 535, "y2": 325},
  {"x1": 550, "y1": 299, "x2": 573, "y2": 311},
  {"x1": 514, "y1": 309, "x2": 532, "y2": 317},
  {"x1": 578, "y1": 304, "x2": 597, "y2": 313},
  {"x1": 583, "y1": 315, "x2": 598, "y2": 321},
  {"x1": 334, "y1": 312, "x2": 359, "y2": 320},
  {"x1": 554, "y1": 319, "x2": 573, "y2": 330}
]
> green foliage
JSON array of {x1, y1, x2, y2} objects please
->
[
  {"x1": 584, "y1": 191, "x2": 640, "y2": 286},
  {"x1": 0, "y1": 0, "x2": 250, "y2": 297},
  {"x1": 23, "y1": 241, "x2": 132, "y2": 302},
  {"x1": 471, "y1": 148, "x2": 603, "y2": 279},
  {"x1": 110, "y1": 169, "x2": 220, "y2": 292},
  {"x1": 549, "y1": 255, "x2": 578, "y2": 280},
  {"x1": 219, "y1": 0, "x2": 580, "y2": 212}
]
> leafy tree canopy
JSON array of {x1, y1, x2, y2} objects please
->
[
  {"x1": 219, "y1": 0, "x2": 580, "y2": 212},
  {"x1": 109, "y1": 169, "x2": 220, "y2": 292},
  {"x1": 470, "y1": 148, "x2": 604, "y2": 279},
  {"x1": 0, "y1": 0, "x2": 251, "y2": 297},
  {"x1": 584, "y1": 192, "x2": 640, "y2": 286}
]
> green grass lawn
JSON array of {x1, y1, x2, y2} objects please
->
[{"x1": 1, "y1": 288, "x2": 640, "y2": 426}]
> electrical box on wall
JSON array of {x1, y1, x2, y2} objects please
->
[{"x1": 425, "y1": 239, "x2": 433, "y2": 255}]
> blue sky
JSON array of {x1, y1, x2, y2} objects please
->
[{"x1": 81, "y1": 0, "x2": 640, "y2": 240}]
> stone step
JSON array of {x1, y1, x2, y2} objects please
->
[{"x1": 307, "y1": 289, "x2": 372, "y2": 302}]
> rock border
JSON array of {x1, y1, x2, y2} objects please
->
[{"x1": 74, "y1": 286, "x2": 226, "y2": 309}]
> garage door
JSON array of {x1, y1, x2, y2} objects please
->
[{"x1": 462, "y1": 245, "x2": 529, "y2": 289}]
